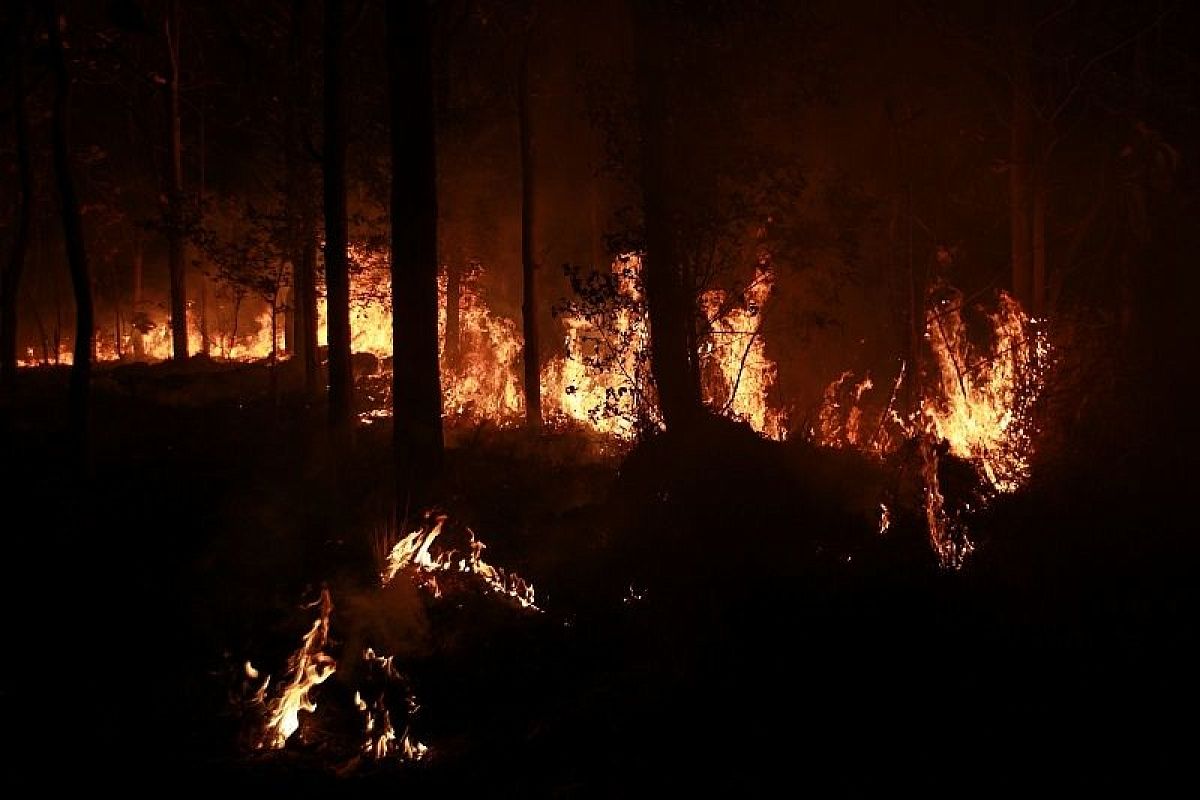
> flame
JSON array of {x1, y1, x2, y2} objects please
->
[
  {"x1": 809, "y1": 285, "x2": 1048, "y2": 568},
  {"x1": 355, "y1": 648, "x2": 428, "y2": 762},
  {"x1": 918, "y1": 433, "x2": 975, "y2": 569},
  {"x1": 439, "y1": 268, "x2": 524, "y2": 421},
  {"x1": 699, "y1": 265, "x2": 788, "y2": 439},
  {"x1": 383, "y1": 515, "x2": 538, "y2": 610},
  {"x1": 541, "y1": 255, "x2": 655, "y2": 438},
  {"x1": 257, "y1": 588, "x2": 336, "y2": 750},
  {"x1": 921, "y1": 286, "x2": 1048, "y2": 494}
]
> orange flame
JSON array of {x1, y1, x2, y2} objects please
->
[
  {"x1": 258, "y1": 588, "x2": 336, "y2": 750},
  {"x1": 355, "y1": 648, "x2": 428, "y2": 762},
  {"x1": 699, "y1": 266, "x2": 788, "y2": 439},
  {"x1": 921, "y1": 286, "x2": 1048, "y2": 494},
  {"x1": 541, "y1": 255, "x2": 656, "y2": 438},
  {"x1": 383, "y1": 515, "x2": 538, "y2": 610}
]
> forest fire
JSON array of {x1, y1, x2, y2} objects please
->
[
  {"x1": 921, "y1": 285, "x2": 1048, "y2": 494},
  {"x1": 699, "y1": 265, "x2": 788, "y2": 439},
  {"x1": 5, "y1": 0, "x2": 1190, "y2": 789}
]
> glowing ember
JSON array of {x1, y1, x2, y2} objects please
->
[
  {"x1": 257, "y1": 588, "x2": 336, "y2": 750},
  {"x1": 878, "y1": 503, "x2": 891, "y2": 535},
  {"x1": 699, "y1": 265, "x2": 788, "y2": 439},
  {"x1": 383, "y1": 515, "x2": 538, "y2": 610}
]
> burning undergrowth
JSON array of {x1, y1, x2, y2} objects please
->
[
  {"x1": 808, "y1": 282, "x2": 1050, "y2": 567},
  {"x1": 238, "y1": 513, "x2": 539, "y2": 773}
]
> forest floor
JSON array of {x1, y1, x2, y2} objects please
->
[{"x1": 2, "y1": 359, "x2": 1196, "y2": 793}]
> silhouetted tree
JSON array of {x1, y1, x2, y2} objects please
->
[
  {"x1": 163, "y1": 0, "x2": 187, "y2": 359},
  {"x1": 518, "y1": 18, "x2": 541, "y2": 428},
  {"x1": 285, "y1": 0, "x2": 319, "y2": 395},
  {"x1": 1, "y1": 4, "x2": 33, "y2": 389},
  {"x1": 388, "y1": 0, "x2": 444, "y2": 487},
  {"x1": 324, "y1": 0, "x2": 352, "y2": 431},
  {"x1": 44, "y1": 2, "x2": 93, "y2": 444},
  {"x1": 631, "y1": 0, "x2": 704, "y2": 430}
]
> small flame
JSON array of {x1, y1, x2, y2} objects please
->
[
  {"x1": 258, "y1": 588, "x2": 336, "y2": 750},
  {"x1": 384, "y1": 516, "x2": 538, "y2": 610},
  {"x1": 355, "y1": 648, "x2": 428, "y2": 762}
]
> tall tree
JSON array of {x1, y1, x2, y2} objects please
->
[
  {"x1": 44, "y1": 2, "x2": 93, "y2": 441},
  {"x1": 164, "y1": 0, "x2": 188, "y2": 359},
  {"x1": 388, "y1": 0, "x2": 444, "y2": 487},
  {"x1": 631, "y1": 0, "x2": 704, "y2": 430},
  {"x1": 1, "y1": 7, "x2": 33, "y2": 389},
  {"x1": 324, "y1": 0, "x2": 352, "y2": 430},
  {"x1": 518, "y1": 27, "x2": 541, "y2": 428},
  {"x1": 286, "y1": 0, "x2": 319, "y2": 395},
  {"x1": 1009, "y1": 3, "x2": 1035, "y2": 314}
]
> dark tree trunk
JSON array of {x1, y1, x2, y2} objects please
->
[
  {"x1": 387, "y1": 0, "x2": 444, "y2": 492},
  {"x1": 1032, "y1": 173, "x2": 1047, "y2": 318},
  {"x1": 287, "y1": 0, "x2": 319, "y2": 395},
  {"x1": 1, "y1": 28, "x2": 33, "y2": 390},
  {"x1": 518, "y1": 41, "x2": 542, "y2": 428},
  {"x1": 632, "y1": 0, "x2": 704, "y2": 431},
  {"x1": 1009, "y1": 10, "x2": 1034, "y2": 311},
  {"x1": 165, "y1": 0, "x2": 188, "y2": 360},
  {"x1": 46, "y1": 4, "x2": 93, "y2": 444},
  {"x1": 198, "y1": 274, "x2": 210, "y2": 356},
  {"x1": 324, "y1": 0, "x2": 353, "y2": 430},
  {"x1": 297, "y1": 212, "x2": 319, "y2": 393}
]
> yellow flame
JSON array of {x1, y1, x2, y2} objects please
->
[
  {"x1": 258, "y1": 588, "x2": 336, "y2": 750},
  {"x1": 541, "y1": 255, "x2": 655, "y2": 438},
  {"x1": 356, "y1": 648, "x2": 428, "y2": 762},
  {"x1": 699, "y1": 266, "x2": 788, "y2": 439},
  {"x1": 383, "y1": 515, "x2": 538, "y2": 610},
  {"x1": 921, "y1": 288, "x2": 1048, "y2": 494}
]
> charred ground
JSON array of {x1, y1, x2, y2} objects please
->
[{"x1": 3, "y1": 359, "x2": 1194, "y2": 792}]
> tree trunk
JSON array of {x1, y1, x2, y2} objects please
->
[
  {"x1": 1032, "y1": 172, "x2": 1047, "y2": 318},
  {"x1": 165, "y1": 0, "x2": 188, "y2": 360},
  {"x1": 324, "y1": 0, "x2": 353, "y2": 430},
  {"x1": 1, "y1": 30, "x2": 33, "y2": 390},
  {"x1": 199, "y1": 273, "x2": 210, "y2": 355},
  {"x1": 387, "y1": 0, "x2": 444, "y2": 492},
  {"x1": 444, "y1": 260, "x2": 461, "y2": 369},
  {"x1": 298, "y1": 213, "x2": 319, "y2": 394},
  {"x1": 131, "y1": 231, "x2": 145, "y2": 359},
  {"x1": 287, "y1": 0, "x2": 319, "y2": 396},
  {"x1": 46, "y1": 4, "x2": 93, "y2": 445},
  {"x1": 518, "y1": 41, "x2": 542, "y2": 428},
  {"x1": 1009, "y1": 9, "x2": 1034, "y2": 310},
  {"x1": 631, "y1": 0, "x2": 703, "y2": 431}
]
